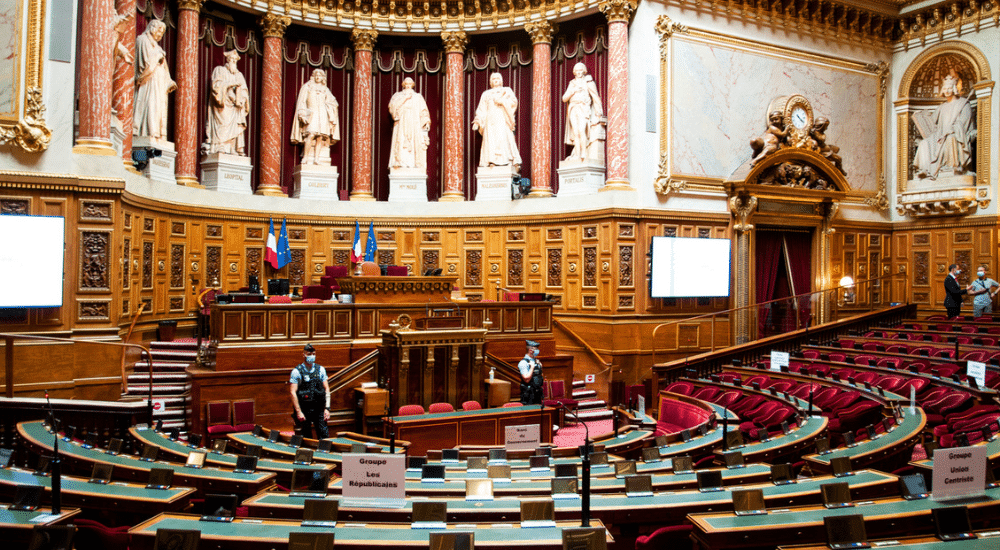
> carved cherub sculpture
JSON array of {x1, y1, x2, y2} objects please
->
[
  {"x1": 750, "y1": 110, "x2": 788, "y2": 166},
  {"x1": 810, "y1": 117, "x2": 845, "y2": 174}
]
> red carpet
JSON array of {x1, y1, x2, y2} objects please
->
[{"x1": 553, "y1": 419, "x2": 614, "y2": 448}]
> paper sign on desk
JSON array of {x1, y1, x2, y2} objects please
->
[
  {"x1": 770, "y1": 351, "x2": 789, "y2": 372},
  {"x1": 505, "y1": 424, "x2": 540, "y2": 451},
  {"x1": 341, "y1": 453, "x2": 405, "y2": 508},
  {"x1": 967, "y1": 361, "x2": 986, "y2": 389},
  {"x1": 931, "y1": 445, "x2": 987, "y2": 500}
]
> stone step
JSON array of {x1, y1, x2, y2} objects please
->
[
  {"x1": 142, "y1": 349, "x2": 198, "y2": 361},
  {"x1": 577, "y1": 408, "x2": 613, "y2": 421},
  {"x1": 125, "y1": 384, "x2": 187, "y2": 395},
  {"x1": 573, "y1": 389, "x2": 597, "y2": 399},
  {"x1": 128, "y1": 373, "x2": 188, "y2": 384},
  {"x1": 577, "y1": 399, "x2": 607, "y2": 410},
  {"x1": 150, "y1": 340, "x2": 199, "y2": 351}
]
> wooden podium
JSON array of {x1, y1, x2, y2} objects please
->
[
  {"x1": 484, "y1": 379, "x2": 511, "y2": 408},
  {"x1": 354, "y1": 387, "x2": 389, "y2": 435},
  {"x1": 336, "y1": 276, "x2": 456, "y2": 304}
]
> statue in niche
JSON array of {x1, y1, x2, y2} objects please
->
[
  {"x1": 132, "y1": 19, "x2": 176, "y2": 141},
  {"x1": 810, "y1": 117, "x2": 845, "y2": 175},
  {"x1": 749, "y1": 110, "x2": 789, "y2": 167},
  {"x1": 472, "y1": 72, "x2": 522, "y2": 170},
  {"x1": 203, "y1": 50, "x2": 249, "y2": 156},
  {"x1": 911, "y1": 72, "x2": 975, "y2": 181},
  {"x1": 562, "y1": 62, "x2": 606, "y2": 163},
  {"x1": 290, "y1": 69, "x2": 340, "y2": 165},
  {"x1": 387, "y1": 77, "x2": 430, "y2": 171}
]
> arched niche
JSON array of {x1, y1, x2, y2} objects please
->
[{"x1": 895, "y1": 41, "x2": 993, "y2": 217}]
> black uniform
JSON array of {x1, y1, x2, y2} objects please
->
[
  {"x1": 519, "y1": 355, "x2": 544, "y2": 405},
  {"x1": 293, "y1": 363, "x2": 329, "y2": 439}
]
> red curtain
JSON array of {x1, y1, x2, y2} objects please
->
[{"x1": 783, "y1": 232, "x2": 813, "y2": 328}]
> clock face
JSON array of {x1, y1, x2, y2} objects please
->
[{"x1": 791, "y1": 107, "x2": 808, "y2": 129}]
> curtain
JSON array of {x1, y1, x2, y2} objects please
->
[
  {"x1": 755, "y1": 232, "x2": 783, "y2": 336},
  {"x1": 783, "y1": 232, "x2": 813, "y2": 328}
]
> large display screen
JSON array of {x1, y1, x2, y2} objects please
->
[
  {"x1": 0, "y1": 215, "x2": 65, "y2": 307},
  {"x1": 650, "y1": 236, "x2": 731, "y2": 298}
]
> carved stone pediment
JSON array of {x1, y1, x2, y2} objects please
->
[
  {"x1": 896, "y1": 176, "x2": 989, "y2": 217},
  {"x1": 728, "y1": 148, "x2": 850, "y2": 194}
]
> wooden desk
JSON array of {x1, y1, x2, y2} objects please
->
[
  {"x1": 0, "y1": 505, "x2": 80, "y2": 548},
  {"x1": 128, "y1": 513, "x2": 613, "y2": 550},
  {"x1": 336, "y1": 276, "x2": 457, "y2": 304},
  {"x1": 385, "y1": 406, "x2": 557, "y2": 456},
  {"x1": 803, "y1": 407, "x2": 925, "y2": 474},
  {"x1": 354, "y1": 387, "x2": 389, "y2": 434},
  {"x1": 779, "y1": 532, "x2": 1000, "y2": 550}
]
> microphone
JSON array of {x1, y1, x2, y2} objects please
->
[
  {"x1": 808, "y1": 387, "x2": 814, "y2": 417},
  {"x1": 721, "y1": 413, "x2": 728, "y2": 451},
  {"x1": 44, "y1": 390, "x2": 61, "y2": 514},
  {"x1": 554, "y1": 402, "x2": 591, "y2": 527}
]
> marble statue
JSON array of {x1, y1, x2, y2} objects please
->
[
  {"x1": 132, "y1": 19, "x2": 175, "y2": 140},
  {"x1": 387, "y1": 77, "x2": 431, "y2": 171},
  {"x1": 912, "y1": 73, "x2": 976, "y2": 180},
  {"x1": 203, "y1": 50, "x2": 249, "y2": 156},
  {"x1": 562, "y1": 62, "x2": 605, "y2": 163},
  {"x1": 113, "y1": 11, "x2": 134, "y2": 64},
  {"x1": 472, "y1": 72, "x2": 522, "y2": 169},
  {"x1": 290, "y1": 69, "x2": 340, "y2": 165}
]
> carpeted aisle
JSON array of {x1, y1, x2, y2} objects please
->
[{"x1": 553, "y1": 419, "x2": 614, "y2": 448}]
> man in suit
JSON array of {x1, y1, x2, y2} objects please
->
[{"x1": 944, "y1": 263, "x2": 971, "y2": 318}]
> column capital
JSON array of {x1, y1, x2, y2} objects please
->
[
  {"x1": 729, "y1": 194, "x2": 758, "y2": 233},
  {"x1": 524, "y1": 20, "x2": 556, "y2": 44},
  {"x1": 441, "y1": 31, "x2": 469, "y2": 53},
  {"x1": 177, "y1": 0, "x2": 204, "y2": 12},
  {"x1": 351, "y1": 28, "x2": 379, "y2": 51},
  {"x1": 599, "y1": 0, "x2": 637, "y2": 23},
  {"x1": 260, "y1": 12, "x2": 292, "y2": 38}
]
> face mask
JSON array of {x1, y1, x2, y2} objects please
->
[
  {"x1": 306, "y1": 355, "x2": 316, "y2": 364},
  {"x1": 531, "y1": 348, "x2": 539, "y2": 357},
  {"x1": 955, "y1": 270, "x2": 961, "y2": 275}
]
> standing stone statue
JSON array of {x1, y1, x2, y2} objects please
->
[
  {"x1": 290, "y1": 69, "x2": 340, "y2": 165},
  {"x1": 203, "y1": 50, "x2": 249, "y2": 156},
  {"x1": 132, "y1": 19, "x2": 175, "y2": 140},
  {"x1": 472, "y1": 72, "x2": 522, "y2": 170},
  {"x1": 562, "y1": 62, "x2": 605, "y2": 163},
  {"x1": 387, "y1": 77, "x2": 431, "y2": 171},
  {"x1": 911, "y1": 73, "x2": 976, "y2": 181}
]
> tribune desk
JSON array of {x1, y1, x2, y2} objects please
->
[
  {"x1": 778, "y1": 532, "x2": 1000, "y2": 550},
  {"x1": 227, "y1": 431, "x2": 405, "y2": 464},
  {"x1": 909, "y1": 436, "x2": 1000, "y2": 473},
  {"x1": 0, "y1": 466, "x2": 195, "y2": 517},
  {"x1": 688, "y1": 487, "x2": 1000, "y2": 550},
  {"x1": 384, "y1": 406, "x2": 559, "y2": 456},
  {"x1": 242, "y1": 470, "x2": 898, "y2": 527},
  {"x1": 18, "y1": 421, "x2": 275, "y2": 496},
  {"x1": 403, "y1": 460, "x2": 771, "y2": 482},
  {"x1": 128, "y1": 513, "x2": 613, "y2": 550},
  {"x1": 0, "y1": 504, "x2": 80, "y2": 547},
  {"x1": 803, "y1": 407, "x2": 925, "y2": 474}
]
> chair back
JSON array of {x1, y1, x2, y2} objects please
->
[
  {"x1": 232, "y1": 399, "x2": 255, "y2": 426},
  {"x1": 429, "y1": 402, "x2": 455, "y2": 414},
  {"x1": 461, "y1": 400, "x2": 482, "y2": 411},
  {"x1": 399, "y1": 404, "x2": 425, "y2": 416},
  {"x1": 267, "y1": 295, "x2": 292, "y2": 304},
  {"x1": 206, "y1": 401, "x2": 231, "y2": 426},
  {"x1": 325, "y1": 265, "x2": 349, "y2": 278}
]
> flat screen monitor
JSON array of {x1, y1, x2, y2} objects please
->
[
  {"x1": 899, "y1": 474, "x2": 929, "y2": 500},
  {"x1": 267, "y1": 278, "x2": 289, "y2": 295},
  {"x1": 562, "y1": 528, "x2": 607, "y2": 550},
  {"x1": 824, "y1": 514, "x2": 869, "y2": 549},
  {"x1": 932, "y1": 506, "x2": 975, "y2": 541},
  {"x1": 649, "y1": 236, "x2": 731, "y2": 298},
  {"x1": 732, "y1": 488, "x2": 766, "y2": 516},
  {"x1": 0, "y1": 215, "x2": 65, "y2": 307},
  {"x1": 430, "y1": 531, "x2": 474, "y2": 550}
]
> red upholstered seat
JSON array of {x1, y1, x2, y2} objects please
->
[
  {"x1": 267, "y1": 295, "x2": 292, "y2": 304},
  {"x1": 206, "y1": 400, "x2": 236, "y2": 437},
  {"x1": 429, "y1": 402, "x2": 455, "y2": 413},
  {"x1": 461, "y1": 400, "x2": 482, "y2": 411},
  {"x1": 501, "y1": 402, "x2": 524, "y2": 408},
  {"x1": 398, "y1": 404, "x2": 425, "y2": 416},
  {"x1": 693, "y1": 386, "x2": 722, "y2": 401},
  {"x1": 635, "y1": 524, "x2": 694, "y2": 550},
  {"x1": 664, "y1": 381, "x2": 695, "y2": 396},
  {"x1": 386, "y1": 265, "x2": 408, "y2": 276},
  {"x1": 302, "y1": 285, "x2": 333, "y2": 301},
  {"x1": 325, "y1": 265, "x2": 349, "y2": 278},
  {"x1": 542, "y1": 380, "x2": 579, "y2": 413},
  {"x1": 232, "y1": 399, "x2": 256, "y2": 431}
]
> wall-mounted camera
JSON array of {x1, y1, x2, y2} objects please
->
[
  {"x1": 511, "y1": 175, "x2": 531, "y2": 199},
  {"x1": 131, "y1": 146, "x2": 162, "y2": 171}
]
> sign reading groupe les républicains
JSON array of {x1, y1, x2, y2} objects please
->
[
  {"x1": 341, "y1": 453, "x2": 405, "y2": 501},
  {"x1": 931, "y1": 445, "x2": 987, "y2": 500},
  {"x1": 770, "y1": 351, "x2": 789, "y2": 372},
  {"x1": 505, "y1": 424, "x2": 540, "y2": 451}
]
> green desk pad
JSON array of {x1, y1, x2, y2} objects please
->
[
  {"x1": 130, "y1": 513, "x2": 610, "y2": 546},
  {"x1": 17, "y1": 421, "x2": 275, "y2": 486},
  {"x1": 131, "y1": 428, "x2": 331, "y2": 473},
  {"x1": 0, "y1": 506, "x2": 79, "y2": 527},
  {"x1": 803, "y1": 407, "x2": 925, "y2": 467},
  {"x1": 244, "y1": 469, "x2": 897, "y2": 523},
  {"x1": 0, "y1": 466, "x2": 194, "y2": 505},
  {"x1": 714, "y1": 412, "x2": 828, "y2": 461},
  {"x1": 694, "y1": 486, "x2": 1000, "y2": 532},
  {"x1": 403, "y1": 456, "x2": 699, "y2": 479}
]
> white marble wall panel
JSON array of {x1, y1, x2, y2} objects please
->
[{"x1": 670, "y1": 38, "x2": 879, "y2": 192}]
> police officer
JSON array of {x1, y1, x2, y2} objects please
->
[
  {"x1": 518, "y1": 340, "x2": 544, "y2": 405},
  {"x1": 289, "y1": 343, "x2": 330, "y2": 439}
]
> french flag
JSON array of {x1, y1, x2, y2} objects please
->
[
  {"x1": 350, "y1": 220, "x2": 362, "y2": 263},
  {"x1": 265, "y1": 218, "x2": 279, "y2": 269}
]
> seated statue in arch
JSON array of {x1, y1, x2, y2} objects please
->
[{"x1": 911, "y1": 73, "x2": 976, "y2": 181}]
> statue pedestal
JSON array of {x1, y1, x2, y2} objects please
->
[
  {"x1": 475, "y1": 165, "x2": 516, "y2": 201},
  {"x1": 557, "y1": 160, "x2": 605, "y2": 197},
  {"x1": 293, "y1": 164, "x2": 340, "y2": 201},
  {"x1": 134, "y1": 137, "x2": 177, "y2": 186},
  {"x1": 899, "y1": 174, "x2": 980, "y2": 217},
  {"x1": 388, "y1": 169, "x2": 427, "y2": 202},
  {"x1": 201, "y1": 153, "x2": 252, "y2": 194}
]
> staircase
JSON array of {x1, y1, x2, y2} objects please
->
[
  {"x1": 573, "y1": 380, "x2": 612, "y2": 421},
  {"x1": 122, "y1": 340, "x2": 195, "y2": 430}
]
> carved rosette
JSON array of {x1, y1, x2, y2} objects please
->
[
  {"x1": 441, "y1": 31, "x2": 469, "y2": 53},
  {"x1": 0, "y1": 88, "x2": 52, "y2": 153},
  {"x1": 729, "y1": 195, "x2": 757, "y2": 233},
  {"x1": 524, "y1": 21, "x2": 556, "y2": 44},
  {"x1": 599, "y1": 0, "x2": 637, "y2": 23},
  {"x1": 351, "y1": 28, "x2": 379, "y2": 51},
  {"x1": 260, "y1": 12, "x2": 291, "y2": 38}
]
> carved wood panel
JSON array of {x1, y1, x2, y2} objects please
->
[
  {"x1": 914, "y1": 251, "x2": 929, "y2": 286},
  {"x1": 170, "y1": 244, "x2": 185, "y2": 289},
  {"x1": 207, "y1": 246, "x2": 222, "y2": 288},
  {"x1": 142, "y1": 241, "x2": 153, "y2": 289},
  {"x1": 246, "y1": 247, "x2": 262, "y2": 282},
  {"x1": 1, "y1": 198, "x2": 29, "y2": 214},
  {"x1": 547, "y1": 248, "x2": 562, "y2": 287},
  {"x1": 619, "y1": 245, "x2": 633, "y2": 287},
  {"x1": 80, "y1": 231, "x2": 110, "y2": 290},
  {"x1": 81, "y1": 201, "x2": 112, "y2": 222},
  {"x1": 508, "y1": 249, "x2": 523, "y2": 287},
  {"x1": 122, "y1": 238, "x2": 130, "y2": 289},
  {"x1": 290, "y1": 249, "x2": 306, "y2": 286},
  {"x1": 466, "y1": 249, "x2": 482, "y2": 287},
  {"x1": 584, "y1": 247, "x2": 597, "y2": 287},
  {"x1": 378, "y1": 249, "x2": 395, "y2": 266},
  {"x1": 422, "y1": 250, "x2": 439, "y2": 275}
]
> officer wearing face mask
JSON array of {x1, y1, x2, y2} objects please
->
[
  {"x1": 518, "y1": 340, "x2": 544, "y2": 405},
  {"x1": 289, "y1": 343, "x2": 330, "y2": 439},
  {"x1": 969, "y1": 266, "x2": 999, "y2": 318},
  {"x1": 943, "y1": 263, "x2": 972, "y2": 319}
]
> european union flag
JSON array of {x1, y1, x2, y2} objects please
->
[
  {"x1": 276, "y1": 218, "x2": 291, "y2": 269},
  {"x1": 364, "y1": 220, "x2": 377, "y2": 262}
]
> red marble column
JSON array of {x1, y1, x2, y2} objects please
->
[
  {"x1": 525, "y1": 21, "x2": 555, "y2": 198},
  {"x1": 174, "y1": 0, "x2": 203, "y2": 187},
  {"x1": 112, "y1": 1, "x2": 136, "y2": 167},
  {"x1": 600, "y1": 0, "x2": 636, "y2": 190},
  {"x1": 350, "y1": 29, "x2": 378, "y2": 201},
  {"x1": 75, "y1": 0, "x2": 116, "y2": 155},
  {"x1": 257, "y1": 13, "x2": 291, "y2": 197},
  {"x1": 439, "y1": 31, "x2": 468, "y2": 202}
]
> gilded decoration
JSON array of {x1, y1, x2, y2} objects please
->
[
  {"x1": 0, "y1": 0, "x2": 51, "y2": 153},
  {"x1": 176, "y1": 0, "x2": 204, "y2": 11},
  {"x1": 441, "y1": 31, "x2": 468, "y2": 53},
  {"x1": 351, "y1": 28, "x2": 379, "y2": 51},
  {"x1": 730, "y1": 195, "x2": 757, "y2": 233},
  {"x1": 598, "y1": 0, "x2": 637, "y2": 23},
  {"x1": 524, "y1": 20, "x2": 555, "y2": 44},
  {"x1": 260, "y1": 12, "x2": 291, "y2": 38}
]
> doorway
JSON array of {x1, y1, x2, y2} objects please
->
[{"x1": 756, "y1": 228, "x2": 813, "y2": 337}]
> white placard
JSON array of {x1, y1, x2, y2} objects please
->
[
  {"x1": 931, "y1": 445, "x2": 987, "y2": 500},
  {"x1": 585, "y1": 374, "x2": 595, "y2": 384},
  {"x1": 637, "y1": 396, "x2": 646, "y2": 414},
  {"x1": 341, "y1": 453, "x2": 405, "y2": 503},
  {"x1": 504, "y1": 424, "x2": 540, "y2": 451},
  {"x1": 967, "y1": 360, "x2": 987, "y2": 388},
  {"x1": 151, "y1": 399, "x2": 168, "y2": 416},
  {"x1": 770, "y1": 351, "x2": 789, "y2": 372}
]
